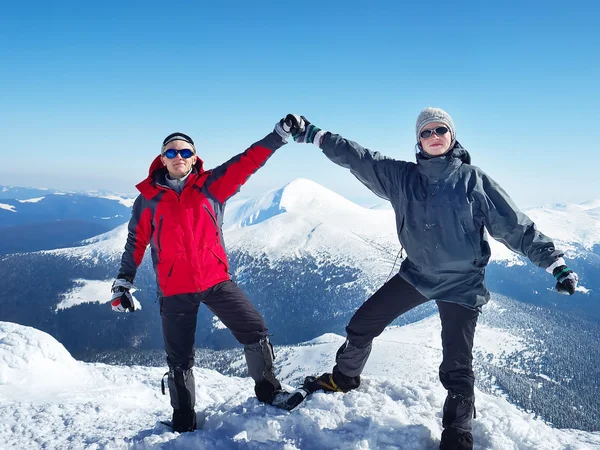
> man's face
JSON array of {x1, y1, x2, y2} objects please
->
[{"x1": 161, "y1": 140, "x2": 197, "y2": 178}]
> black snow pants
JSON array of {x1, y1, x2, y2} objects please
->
[
  {"x1": 160, "y1": 280, "x2": 278, "y2": 413},
  {"x1": 334, "y1": 273, "x2": 479, "y2": 433}
]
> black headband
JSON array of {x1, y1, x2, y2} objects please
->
[{"x1": 162, "y1": 132, "x2": 195, "y2": 146}]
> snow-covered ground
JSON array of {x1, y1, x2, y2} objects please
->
[{"x1": 1, "y1": 319, "x2": 599, "y2": 450}]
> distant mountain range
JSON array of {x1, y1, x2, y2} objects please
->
[{"x1": 0, "y1": 185, "x2": 134, "y2": 254}]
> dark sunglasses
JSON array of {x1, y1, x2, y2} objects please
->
[
  {"x1": 163, "y1": 148, "x2": 195, "y2": 159},
  {"x1": 420, "y1": 126, "x2": 449, "y2": 139}
]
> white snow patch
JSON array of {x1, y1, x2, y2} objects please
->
[
  {"x1": 212, "y1": 316, "x2": 227, "y2": 330},
  {"x1": 95, "y1": 194, "x2": 136, "y2": 208},
  {"x1": 17, "y1": 197, "x2": 45, "y2": 203},
  {"x1": 56, "y1": 279, "x2": 141, "y2": 311},
  {"x1": 0, "y1": 203, "x2": 16, "y2": 212}
]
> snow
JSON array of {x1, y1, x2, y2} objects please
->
[
  {"x1": 17, "y1": 196, "x2": 45, "y2": 203},
  {"x1": 93, "y1": 194, "x2": 136, "y2": 208},
  {"x1": 1, "y1": 320, "x2": 599, "y2": 449},
  {"x1": 525, "y1": 202, "x2": 600, "y2": 256},
  {"x1": 56, "y1": 279, "x2": 141, "y2": 311},
  {"x1": 212, "y1": 316, "x2": 227, "y2": 330},
  {"x1": 0, "y1": 203, "x2": 16, "y2": 212},
  {"x1": 47, "y1": 224, "x2": 129, "y2": 261}
]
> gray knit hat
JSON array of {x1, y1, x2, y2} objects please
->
[{"x1": 415, "y1": 107, "x2": 455, "y2": 143}]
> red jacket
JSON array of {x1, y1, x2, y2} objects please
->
[{"x1": 118, "y1": 132, "x2": 285, "y2": 296}]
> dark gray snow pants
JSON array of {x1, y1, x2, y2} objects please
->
[
  {"x1": 335, "y1": 273, "x2": 479, "y2": 432},
  {"x1": 160, "y1": 280, "x2": 276, "y2": 411}
]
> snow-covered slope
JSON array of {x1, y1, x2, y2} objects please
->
[
  {"x1": 1, "y1": 320, "x2": 599, "y2": 449},
  {"x1": 527, "y1": 201, "x2": 600, "y2": 256},
  {"x1": 225, "y1": 178, "x2": 401, "y2": 270},
  {"x1": 225, "y1": 179, "x2": 599, "y2": 267}
]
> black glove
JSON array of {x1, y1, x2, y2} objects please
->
[
  {"x1": 292, "y1": 116, "x2": 323, "y2": 145},
  {"x1": 552, "y1": 265, "x2": 579, "y2": 295},
  {"x1": 274, "y1": 114, "x2": 305, "y2": 140},
  {"x1": 111, "y1": 277, "x2": 135, "y2": 312}
]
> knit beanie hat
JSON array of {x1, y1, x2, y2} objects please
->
[
  {"x1": 161, "y1": 132, "x2": 196, "y2": 155},
  {"x1": 415, "y1": 107, "x2": 455, "y2": 143}
]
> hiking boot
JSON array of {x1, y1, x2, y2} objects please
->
[
  {"x1": 440, "y1": 428, "x2": 473, "y2": 450},
  {"x1": 172, "y1": 408, "x2": 197, "y2": 433},
  {"x1": 303, "y1": 367, "x2": 360, "y2": 394},
  {"x1": 255, "y1": 378, "x2": 281, "y2": 403}
]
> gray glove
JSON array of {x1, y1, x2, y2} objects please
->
[
  {"x1": 292, "y1": 116, "x2": 324, "y2": 145},
  {"x1": 274, "y1": 114, "x2": 305, "y2": 140}
]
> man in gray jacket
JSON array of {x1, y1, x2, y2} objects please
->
[{"x1": 285, "y1": 109, "x2": 579, "y2": 450}]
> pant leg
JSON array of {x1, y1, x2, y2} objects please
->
[
  {"x1": 437, "y1": 300, "x2": 479, "y2": 433},
  {"x1": 160, "y1": 293, "x2": 202, "y2": 412},
  {"x1": 201, "y1": 281, "x2": 279, "y2": 394},
  {"x1": 336, "y1": 274, "x2": 429, "y2": 378},
  {"x1": 202, "y1": 280, "x2": 268, "y2": 345}
]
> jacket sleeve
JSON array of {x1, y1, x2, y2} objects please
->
[
  {"x1": 477, "y1": 170, "x2": 563, "y2": 269},
  {"x1": 319, "y1": 132, "x2": 405, "y2": 201},
  {"x1": 205, "y1": 131, "x2": 286, "y2": 204},
  {"x1": 118, "y1": 195, "x2": 152, "y2": 281}
]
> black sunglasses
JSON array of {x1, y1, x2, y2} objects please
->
[
  {"x1": 420, "y1": 126, "x2": 449, "y2": 139},
  {"x1": 163, "y1": 148, "x2": 195, "y2": 159}
]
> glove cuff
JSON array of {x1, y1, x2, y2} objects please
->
[
  {"x1": 546, "y1": 257, "x2": 565, "y2": 274},
  {"x1": 313, "y1": 129, "x2": 326, "y2": 147},
  {"x1": 274, "y1": 122, "x2": 291, "y2": 141},
  {"x1": 112, "y1": 278, "x2": 134, "y2": 292},
  {"x1": 552, "y1": 265, "x2": 571, "y2": 280}
]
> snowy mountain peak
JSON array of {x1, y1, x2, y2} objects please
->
[
  {"x1": 278, "y1": 178, "x2": 365, "y2": 215},
  {"x1": 225, "y1": 178, "x2": 375, "y2": 230}
]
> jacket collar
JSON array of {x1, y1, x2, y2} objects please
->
[
  {"x1": 136, "y1": 154, "x2": 206, "y2": 199},
  {"x1": 415, "y1": 142, "x2": 471, "y2": 180}
]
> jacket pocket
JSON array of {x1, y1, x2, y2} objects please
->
[
  {"x1": 156, "y1": 216, "x2": 164, "y2": 252},
  {"x1": 208, "y1": 247, "x2": 229, "y2": 271},
  {"x1": 460, "y1": 220, "x2": 479, "y2": 266}
]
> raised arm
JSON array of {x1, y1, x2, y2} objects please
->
[
  {"x1": 292, "y1": 115, "x2": 405, "y2": 201},
  {"x1": 205, "y1": 125, "x2": 288, "y2": 204}
]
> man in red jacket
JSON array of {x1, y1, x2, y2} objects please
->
[{"x1": 110, "y1": 118, "x2": 296, "y2": 432}]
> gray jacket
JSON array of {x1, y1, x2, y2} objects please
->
[{"x1": 320, "y1": 133, "x2": 563, "y2": 308}]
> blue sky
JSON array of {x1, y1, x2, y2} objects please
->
[{"x1": 1, "y1": 1, "x2": 598, "y2": 208}]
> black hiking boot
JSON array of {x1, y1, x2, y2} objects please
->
[
  {"x1": 255, "y1": 379, "x2": 306, "y2": 410},
  {"x1": 172, "y1": 408, "x2": 197, "y2": 433},
  {"x1": 440, "y1": 428, "x2": 473, "y2": 450}
]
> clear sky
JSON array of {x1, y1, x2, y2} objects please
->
[{"x1": 1, "y1": 0, "x2": 598, "y2": 208}]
